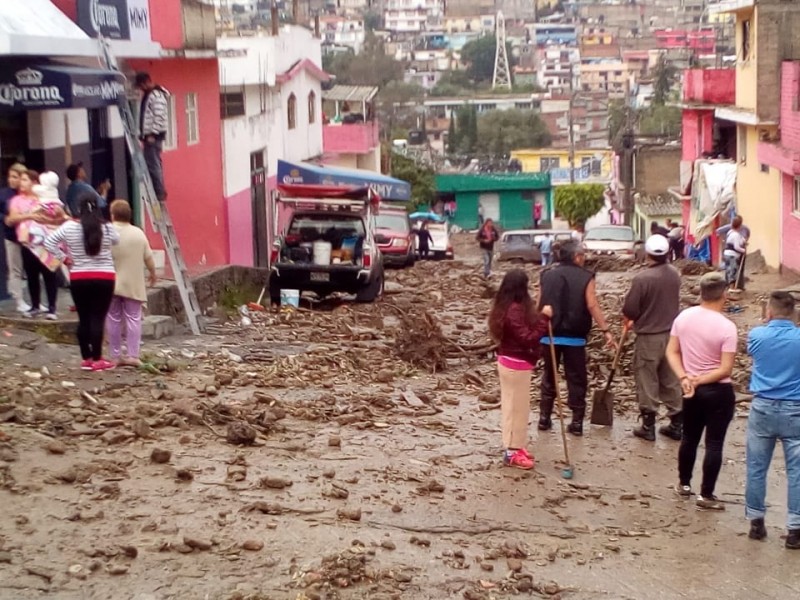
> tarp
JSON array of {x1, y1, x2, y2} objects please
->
[
  {"x1": 0, "y1": 63, "x2": 126, "y2": 112},
  {"x1": 278, "y1": 160, "x2": 411, "y2": 202},
  {"x1": 690, "y1": 160, "x2": 737, "y2": 242},
  {"x1": 277, "y1": 183, "x2": 374, "y2": 201}
]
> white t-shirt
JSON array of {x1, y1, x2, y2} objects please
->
[{"x1": 724, "y1": 229, "x2": 746, "y2": 258}]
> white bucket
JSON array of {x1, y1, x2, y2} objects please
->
[
  {"x1": 280, "y1": 289, "x2": 300, "y2": 307},
  {"x1": 312, "y1": 241, "x2": 332, "y2": 266}
]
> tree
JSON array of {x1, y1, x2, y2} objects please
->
[
  {"x1": 362, "y1": 10, "x2": 382, "y2": 32},
  {"x1": 460, "y1": 35, "x2": 516, "y2": 83},
  {"x1": 376, "y1": 81, "x2": 424, "y2": 142},
  {"x1": 474, "y1": 109, "x2": 551, "y2": 155},
  {"x1": 554, "y1": 184, "x2": 606, "y2": 229},
  {"x1": 390, "y1": 153, "x2": 435, "y2": 209},
  {"x1": 323, "y1": 33, "x2": 403, "y2": 88},
  {"x1": 447, "y1": 112, "x2": 458, "y2": 154},
  {"x1": 453, "y1": 105, "x2": 479, "y2": 155},
  {"x1": 652, "y1": 53, "x2": 677, "y2": 106},
  {"x1": 639, "y1": 104, "x2": 682, "y2": 139}
]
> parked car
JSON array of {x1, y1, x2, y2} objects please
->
[
  {"x1": 412, "y1": 220, "x2": 454, "y2": 260},
  {"x1": 375, "y1": 207, "x2": 415, "y2": 268},
  {"x1": 582, "y1": 225, "x2": 645, "y2": 261},
  {"x1": 497, "y1": 229, "x2": 573, "y2": 263},
  {"x1": 269, "y1": 185, "x2": 384, "y2": 303}
]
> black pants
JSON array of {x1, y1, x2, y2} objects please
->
[
  {"x1": 419, "y1": 244, "x2": 429, "y2": 259},
  {"x1": 540, "y1": 344, "x2": 588, "y2": 416},
  {"x1": 678, "y1": 382, "x2": 735, "y2": 497},
  {"x1": 21, "y1": 247, "x2": 58, "y2": 313},
  {"x1": 70, "y1": 279, "x2": 115, "y2": 360}
]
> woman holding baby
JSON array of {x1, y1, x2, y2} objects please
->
[{"x1": 4, "y1": 169, "x2": 67, "y2": 320}]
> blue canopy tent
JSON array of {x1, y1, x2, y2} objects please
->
[{"x1": 277, "y1": 160, "x2": 411, "y2": 202}]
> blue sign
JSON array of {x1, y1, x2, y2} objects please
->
[
  {"x1": 0, "y1": 64, "x2": 126, "y2": 112},
  {"x1": 278, "y1": 160, "x2": 411, "y2": 202}
]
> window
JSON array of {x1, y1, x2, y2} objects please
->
[
  {"x1": 163, "y1": 95, "x2": 177, "y2": 150},
  {"x1": 308, "y1": 91, "x2": 316, "y2": 124},
  {"x1": 738, "y1": 125, "x2": 747, "y2": 164},
  {"x1": 741, "y1": 19, "x2": 751, "y2": 60},
  {"x1": 287, "y1": 93, "x2": 297, "y2": 130},
  {"x1": 221, "y1": 92, "x2": 245, "y2": 118},
  {"x1": 185, "y1": 93, "x2": 199, "y2": 145},
  {"x1": 540, "y1": 156, "x2": 560, "y2": 172},
  {"x1": 794, "y1": 178, "x2": 800, "y2": 215}
]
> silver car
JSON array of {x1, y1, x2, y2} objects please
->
[{"x1": 582, "y1": 225, "x2": 645, "y2": 261}]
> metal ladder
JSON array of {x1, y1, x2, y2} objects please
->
[{"x1": 98, "y1": 40, "x2": 203, "y2": 335}]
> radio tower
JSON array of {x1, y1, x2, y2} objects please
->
[{"x1": 493, "y1": 11, "x2": 512, "y2": 90}]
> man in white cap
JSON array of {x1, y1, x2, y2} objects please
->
[{"x1": 622, "y1": 235, "x2": 683, "y2": 441}]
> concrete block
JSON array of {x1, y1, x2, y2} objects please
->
[{"x1": 142, "y1": 315, "x2": 176, "y2": 340}]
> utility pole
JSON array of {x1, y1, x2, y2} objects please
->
[
  {"x1": 568, "y1": 62, "x2": 576, "y2": 184},
  {"x1": 622, "y1": 77, "x2": 635, "y2": 227}
]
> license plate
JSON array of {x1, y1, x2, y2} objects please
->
[{"x1": 310, "y1": 272, "x2": 330, "y2": 282}]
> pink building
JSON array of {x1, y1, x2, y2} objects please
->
[
  {"x1": 674, "y1": 68, "x2": 737, "y2": 262},
  {"x1": 654, "y1": 29, "x2": 716, "y2": 55},
  {"x1": 758, "y1": 61, "x2": 800, "y2": 274},
  {"x1": 49, "y1": 0, "x2": 227, "y2": 269}
]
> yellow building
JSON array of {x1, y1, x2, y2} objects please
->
[
  {"x1": 511, "y1": 148, "x2": 614, "y2": 185},
  {"x1": 709, "y1": 0, "x2": 800, "y2": 268}
]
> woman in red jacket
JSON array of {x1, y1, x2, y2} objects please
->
[{"x1": 489, "y1": 269, "x2": 552, "y2": 469}]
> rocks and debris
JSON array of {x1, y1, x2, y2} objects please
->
[{"x1": 0, "y1": 232, "x2": 791, "y2": 600}]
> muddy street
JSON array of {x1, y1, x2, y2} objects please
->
[{"x1": 1, "y1": 236, "x2": 799, "y2": 600}]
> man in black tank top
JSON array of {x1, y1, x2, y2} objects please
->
[{"x1": 538, "y1": 241, "x2": 616, "y2": 436}]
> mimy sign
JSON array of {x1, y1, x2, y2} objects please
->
[{"x1": 77, "y1": 0, "x2": 152, "y2": 42}]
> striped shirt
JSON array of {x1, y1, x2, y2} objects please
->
[{"x1": 44, "y1": 220, "x2": 119, "y2": 281}]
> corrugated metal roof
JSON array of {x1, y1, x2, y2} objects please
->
[
  {"x1": 636, "y1": 196, "x2": 682, "y2": 217},
  {"x1": 323, "y1": 85, "x2": 379, "y2": 103}
]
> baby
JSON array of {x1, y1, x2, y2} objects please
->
[{"x1": 18, "y1": 171, "x2": 67, "y2": 272}]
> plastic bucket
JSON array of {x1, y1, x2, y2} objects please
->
[
  {"x1": 312, "y1": 241, "x2": 332, "y2": 265},
  {"x1": 280, "y1": 289, "x2": 300, "y2": 307}
]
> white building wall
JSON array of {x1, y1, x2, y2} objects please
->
[{"x1": 219, "y1": 26, "x2": 324, "y2": 199}]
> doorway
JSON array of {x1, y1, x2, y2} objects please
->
[
  {"x1": 478, "y1": 192, "x2": 501, "y2": 223},
  {"x1": 87, "y1": 108, "x2": 115, "y2": 198},
  {"x1": 250, "y1": 150, "x2": 268, "y2": 268}
]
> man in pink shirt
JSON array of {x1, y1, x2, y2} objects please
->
[{"x1": 666, "y1": 272, "x2": 738, "y2": 511}]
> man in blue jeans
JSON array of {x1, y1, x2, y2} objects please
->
[{"x1": 745, "y1": 291, "x2": 800, "y2": 548}]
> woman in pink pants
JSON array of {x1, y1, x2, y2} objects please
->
[{"x1": 107, "y1": 200, "x2": 157, "y2": 367}]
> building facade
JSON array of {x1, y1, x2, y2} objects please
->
[
  {"x1": 217, "y1": 26, "x2": 327, "y2": 268},
  {"x1": 510, "y1": 148, "x2": 614, "y2": 186},
  {"x1": 709, "y1": 0, "x2": 800, "y2": 269},
  {"x1": 1, "y1": 0, "x2": 226, "y2": 269},
  {"x1": 435, "y1": 172, "x2": 552, "y2": 230}
]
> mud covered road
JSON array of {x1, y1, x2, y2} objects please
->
[{"x1": 1, "y1": 237, "x2": 799, "y2": 600}]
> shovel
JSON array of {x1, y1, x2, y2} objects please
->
[
  {"x1": 590, "y1": 323, "x2": 630, "y2": 426},
  {"x1": 547, "y1": 322, "x2": 573, "y2": 479}
]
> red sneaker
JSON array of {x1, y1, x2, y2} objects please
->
[
  {"x1": 80, "y1": 359, "x2": 93, "y2": 371},
  {"x1": 91, "y1": 359, "x2": 116, "y2": 372},
  {"x1": 503, "y1": 449, "x2": 535, "y2": 470}
]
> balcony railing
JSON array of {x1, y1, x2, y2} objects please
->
[{"x1": 323, "y1": 121, "x2": 380, "y2": 155}]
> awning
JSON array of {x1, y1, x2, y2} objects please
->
[
  {"x1": 277, "y1": 160, "x2": 411, "y2": 202},
  {"x1": 0, "y1": 0, "x2": 100, "y2": 57},
  {"x1": 0, "y1": 62, "x2": 126, "y2": 112}
]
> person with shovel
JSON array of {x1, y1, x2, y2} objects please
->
[
  {"x1": 622, "y1": 235, "x2": 684, "y2": 441},
  {"x1": 666, "y1": 272, "x2": 737, "y2": 510},
  {"x1": 538, "y1": 241, "x2": 616, "y2": 436}
]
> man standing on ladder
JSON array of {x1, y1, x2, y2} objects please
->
[{"x1": 135, "y1": 72, "x2": 169, "y2": 202}]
